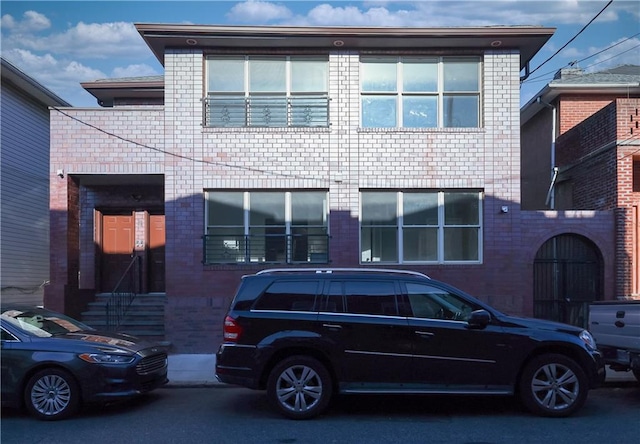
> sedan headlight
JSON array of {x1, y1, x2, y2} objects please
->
[
  {"x1": 79, "y1": 352, "x2": 135, "y2": 364},
  {"x1": 579, "y1": 330, "x2": 597, "y2": 351}
]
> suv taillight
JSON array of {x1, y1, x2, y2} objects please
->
[{"x1": 223, "y1": 315, "x2": 242, "y2": 342}]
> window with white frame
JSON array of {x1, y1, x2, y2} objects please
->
[
  {"x1": 205, "y1": 56, "x2": 329, "y2": 128},
  {"x1": 360, "y1": 56, "x2": 481, "y2": 128},
  {"x1": 360, "y1": 190, "x2": 482, "y2": 263},
  {"x1": 204, "y1": 191, "x2": 329, "y2": 264}
]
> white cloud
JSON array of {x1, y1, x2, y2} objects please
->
[
  {"x1": 1, "y1": 10, "x2": 51, "y2": 32},
  {"x1": 112, "y1": 64, "x2": 160, "y2": 79},
  {"x1": 227, "y1": 0, "x2": 293, "y2": 23},
  {"x1": 585, "y1": 37, "x2": 640, "y2": 72}
]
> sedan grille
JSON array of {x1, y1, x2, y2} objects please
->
[{"x1": 136, "y1": 353, "x2": 167, "y2": 375}]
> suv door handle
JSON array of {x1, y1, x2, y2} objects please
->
[
  {"x1": 323, "y1": 323, "x2": 342, "y2": 330},
  {"x1": 415, "y1": 330, "x2": 435, "y2": 337}
]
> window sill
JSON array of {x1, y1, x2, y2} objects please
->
[{"x1": 358, "y1": 127, "x2": 485, "y2": 133}]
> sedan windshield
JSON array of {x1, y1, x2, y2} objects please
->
[{"x1": 1, "y1": 308, "x2": 93, "y2": 337}]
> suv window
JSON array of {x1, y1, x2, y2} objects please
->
[
  {"x1": 344, "y1": 280, "x2": 397, "y2": 315},
  {"x1": 253, "y1": 280, "x2": 319, "y2": 311},
  {"x1": 405, "y1": 282, "x2": 475, "y2": 321}
]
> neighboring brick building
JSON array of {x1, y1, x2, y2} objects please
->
[
  {"x1": 521, "y1": 65, "x2": 640, "y2": 301},
  {"x1": 47, "y1": 25, "x2": 615, "y2": 353}
]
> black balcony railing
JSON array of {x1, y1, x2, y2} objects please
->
[
  {"x1": 203, "y1": 233, "x2": 329, "y2": 264},
  {"x1": 203, "y1": 95, "x2": 330, "y2": 128}
]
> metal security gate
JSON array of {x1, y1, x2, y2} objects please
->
[{"x1": 533, "y1": 234, "x2": 603, "y2": 328}]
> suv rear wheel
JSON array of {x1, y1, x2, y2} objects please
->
[
  {"x1": 519, "y1": 354, "x2": 588, "y2": 417},
  {"x1": 267, "y1": 355, "x2": 332, "y2": 420}
]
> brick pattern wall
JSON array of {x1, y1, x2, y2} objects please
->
[
  {"x1": 558, "y1": 95, "x2": 621, "y2": 134},
  {"x1": 554, "y1": 98, "x2": 640, "y2": 298},
  {"x1": 48, "y1": 49, "x2": 619, "y2": 352}
]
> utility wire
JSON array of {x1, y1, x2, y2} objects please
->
[
  {"x1": 523, "y1": 31, "x2": 640, "y2": 84},
  {"x1": 527, "y1": 0, "x2": 614, "y2": 78}
]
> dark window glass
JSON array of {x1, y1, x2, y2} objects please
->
[
  {"x1": 254, "y1": 280, "x2": 318, "y2": 311},
  {"x1": 325, "y1": 281, "x2": 345, "y2": 313},
  {"x1": 344, "y1": 281, "x2": 397, "y2": 315}
]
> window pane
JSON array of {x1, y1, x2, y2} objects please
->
[
  {"x1": 362, "y1": 192, "x2": 397, "y2": 225},
  {"x1": 207, "y1": 96, "x2": 246, "y2": 127},
  {"x1": 361, "y1": 58, "x2": 397, "y2": 92},
  {"x1": 403, "y1": 96, "x2": 437, "y2": 128},
  {"x1": 205, "y1": 227, "x2": 246, "y2": 263},
  {"x1": 292, "y1": 226, "x2": 328, "y2": 263},
  {"x1": 444, "y1": 227, "x2": 479, "y2": 261},
  {"x1": 292, "y1": 192, "x2": 326, "y2": 225},
  {"x1": 362, "y1": 96, "x2": 396, "y2": 128},
  {"x1": 249, "y1": 225, "x2": 286, "y2": 262},
  {"x1": 403, "y1": 227, "x2": 437, "y2": 261},
  {"x1": 250, "y1": 192, "x2": 285, "y2": 225},
  {"x1": 443, "y1": 95, "x2": 478, "y2": 128},
  {"x1": 345, "y1": 281, "x2": 397, "y2": 315},
  {"x1": 361, "y1": 227, "x2": 397, "y2": 262},
  {"x1": 208, "y1": 192, "x2": 244, "y2": 226},
  {"x1": 444, "y1": 192, "x2": 479, "y2": 225},
  {"x1": 249, "y1": 58, "x2": 286, "y2": 92},
  {"x1": 403, "y1": 192, "x2": 438, "y2": 225},
  {"x1": 248, "y1": 96, "x2": 287, "y2": 127},
  {"x1": 208, "y1": 58, "x2": 244, "y2": 92},
  {"x1": 254, "y1": 280, "x2": 319, "y2": 311},
  {"x1": 403, "y1": 60, "x2": 437, "y2": 92},
  {"x1": 291, "y1": 58, "x2": 328, "y2": 92},
  {"x1": 443, "y1": 59, "x2": 479, "y2": 91}
]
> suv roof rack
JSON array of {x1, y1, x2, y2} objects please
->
[{"x1": 255, "y1": 268, "x2": 430, "y2": 279}]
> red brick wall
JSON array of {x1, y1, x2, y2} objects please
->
[
  {"x1": 557, "y1": 95, "x2": 619, "y2": 134},
  {"x1": 554, "y1": 98, "x2": 640, "y2": 298}
]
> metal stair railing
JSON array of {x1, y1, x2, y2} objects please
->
[{"x1": 106, "y1": 255, "x2": 141, "y2": 330}]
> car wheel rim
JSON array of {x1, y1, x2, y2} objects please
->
[
  {"x1": 276, "y1": 364, "x2": 323, "y2": 413},
  {"x1": 530, "y1": 363, "x2": 579, "y2": 411},
  {"x1": 31, "y1": 375, "x2": 71, "y2": 416}
]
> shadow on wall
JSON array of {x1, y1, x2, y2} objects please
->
[{"x1": 45, "y1": 184, "x2": 615, "y2": 353}]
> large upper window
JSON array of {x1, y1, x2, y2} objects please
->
[
  {"x1": 205, "y1": 56, "x2": 329, "y2": 128},
  {"x1": 204, "y1": 191, "x2": 329, "y2": 264},
  {"x1": 361, "y1": 56, "x2": 481, "y2": 128},
  {"x1": 360, "y1": 190, "x2": 482, "y2": 264}
]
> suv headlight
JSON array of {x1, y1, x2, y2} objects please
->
[
  {"x1": 579, "y1": 330, "x2": 597, "y2": 351},
  {"x1": 79, "y1": 352, "x2": 135, "y2": 364}
]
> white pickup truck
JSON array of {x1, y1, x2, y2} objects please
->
[{"x1": 589, "y1": 300, "x2": 640, "y2": 382}]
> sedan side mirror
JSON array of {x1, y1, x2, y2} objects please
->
[{"x1": 466, "y1": 309, "x2": 491, "y2": 329}]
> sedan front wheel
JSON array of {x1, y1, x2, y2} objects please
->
[
  {"x1": 24, "y1": 368, "x2": 80, "y2": 420},
  {"x1": 519, "y1": 354, "x2": 588, "y2": 417}
]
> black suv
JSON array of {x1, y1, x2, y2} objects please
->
[{"x1": 215, "y1": 268, "x2": 604, "y2": 419}]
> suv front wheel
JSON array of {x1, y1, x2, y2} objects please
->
[
  {"x1": 519, "y1": 353, "x2": 588, "y2": 417},
  {"x1": 267, "y1": 355, "x2": 332, "y2": 420}
]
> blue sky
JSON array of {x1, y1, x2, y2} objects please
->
[{"x1": 1, "y1": 0, "x2": 638, "y2": 107}]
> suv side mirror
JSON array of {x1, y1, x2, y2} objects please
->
[{"x1": 466, "y1": 309, "x2": 491, "y2": 329}]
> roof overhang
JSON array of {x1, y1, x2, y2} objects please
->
[
  {"x1": 521, "y1": 82, "x2": 640, "y2": 125},
  {"x1": 1, "y1": 57, "x2": 71, "y2": 107},
  {"x1": 135, "y1": 24, "x2": 555, "y2": 70},
  {"x1": 80, "y1": 78, "x2": 164, "y2": 106}
]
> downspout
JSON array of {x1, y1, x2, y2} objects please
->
[{"x1": 538, "y1": 97, "x2": 557, "y2": 209}]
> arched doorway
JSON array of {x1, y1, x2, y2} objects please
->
[{"x1": 533, "y1": 234, "x2": 603, "y2": 328}]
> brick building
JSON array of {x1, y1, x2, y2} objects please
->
[
  {"x1": 47, "y1": 25, "x2": 615, "y2": 353},
  {"x1": 521, "y1": 65, "x2": 640, "y2": 301}
]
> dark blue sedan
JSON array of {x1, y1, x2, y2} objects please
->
[{"x1": 1, "y1": 306, "x2": 168, "y2": 420}]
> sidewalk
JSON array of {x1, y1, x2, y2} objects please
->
[{"x1": 166, "y1": 354, "x2": 638, "y2": 387}]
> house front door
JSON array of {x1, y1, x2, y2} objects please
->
[{"x1": 101, "y1": 213, "x2": 135, "y2": 292}]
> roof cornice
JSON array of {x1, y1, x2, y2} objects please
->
[
  {"x1": 135, "y1": 23, "x2": 555, "y2": 70},
  {"x1": 1, "y1": 57, "x2": 71, "y2": 107}
]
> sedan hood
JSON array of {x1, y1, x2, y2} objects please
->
[{"x1": 48, "y1": 330, "x2": 158, "y2": 353}]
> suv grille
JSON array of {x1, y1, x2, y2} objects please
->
[{"x1": 136, "y1": 353, "x2": 167, "y2": 375}]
